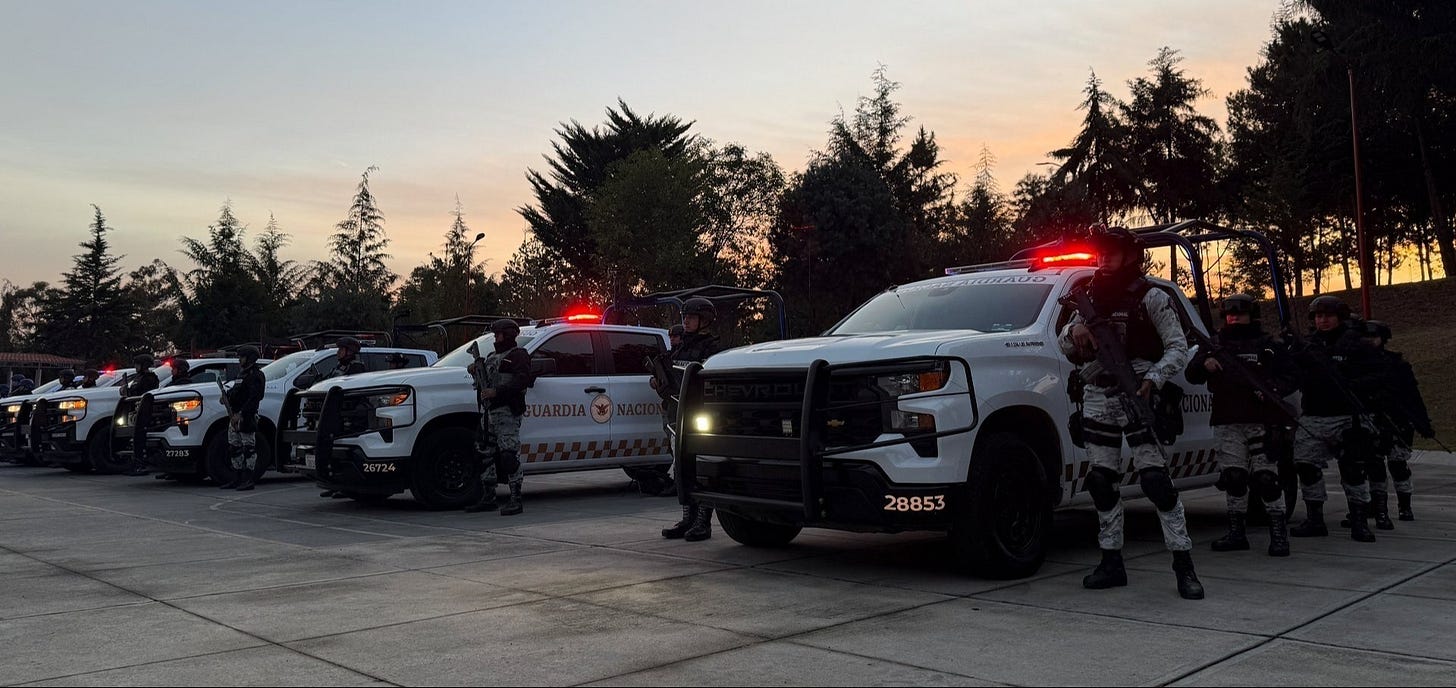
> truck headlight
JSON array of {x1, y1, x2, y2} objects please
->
[
  {"x1": 368, "y1": 387, "x2": 415, "y2": 430},
  {"x1": 56, "y1": 398, "x2": 87, "y2": 421},
  {"x1": 693, "y1": 413, "x2": 713, "y2": 433},
  {"x1": 5, "y1": 404, "x2": 19, "y2": 415},
  {"x1": 875, "y1": 361, "x2": 951, "y2": 397},
  {"x1": 170, "y1": 398, "x2": 203, "y2": 421}
]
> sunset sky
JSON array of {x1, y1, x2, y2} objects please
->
[{"x1": 1, "y1": 0, "x2": 1282, "y2": 287}]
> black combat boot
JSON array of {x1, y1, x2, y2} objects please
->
[
  {"x1": 1397, "y1": 492, "x2": 1415, "y2": 521},
  {"x1": 1211, "y1": 512, "x2": 1250, "y2": 552},
  {"x1": 1372, "y1": 492, "x2": 1395, "y2": 531},
  {"x1": 234, "y1": 475, "x2": 256, "y2": 491},
  {"x1": 1290, "y1": 501, "x2": 1328, "y2": 538},
  {"x1": 464, "y1": 486, "x2": 499, "y2": 513},
  {"x1": 684, "y1": 505, "x2": 713, "y2": 541},
  {"x1": 500, "y1": 481, "x2": 523, "y2": 516},
  {"x1": 319, "y1": 490, "x2": 336, "y2": 498},
  {"x1": 662, "y1": 505, "x2": 694, "y2": 539},
  {"x1": 1172, "y1": 551, "x2": 1205, "y2": 600},
  {"x1": 1267, "y1": 506, "x2": 1290, "y2": 557},
  {"x1": 1348, "y1": 503, "x2": 1376, "y2": 542},
  {"x1": 218, "y1": 473, "x2": 240, "y2": 490},
  {"x1": 1082, "y1": 549, "x2": 1127, "y2": 590}
]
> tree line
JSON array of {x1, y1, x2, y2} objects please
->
[{"x1": 2, "y1": 2, "x2": 1451, "y2": 362}]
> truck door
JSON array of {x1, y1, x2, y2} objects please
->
[
  {"x1": 603, "y1": 330, "x2": 671, "y2": 463},
  {"x1": 519, "y1": 330, "x2": 611, "y2": 467}
]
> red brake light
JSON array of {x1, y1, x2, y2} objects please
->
[{"x1": 1038, "y1": 252, "x2": 1097, "y2": 266}]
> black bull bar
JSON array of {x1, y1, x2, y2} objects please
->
[{"x1": 675, "y1": 356, "x2": 978, "y2": 522}]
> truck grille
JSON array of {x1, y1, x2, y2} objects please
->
[{"x1": 699, "y1": 373, "x2": 884, "y2": 446}]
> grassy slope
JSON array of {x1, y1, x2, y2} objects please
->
[{"x1": 1283, "y1": 277, "x2": 1455, "y2": 450}]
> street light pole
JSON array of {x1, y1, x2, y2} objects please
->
[
  {"x1": 1313, "y1": 29, "x2": 1373, "y2": 319},
  {"x1": 463, "y1": 232, "x2": 485, "y2": 316}
]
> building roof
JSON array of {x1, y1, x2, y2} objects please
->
[{"x1": 0, "y1": 353, "x2": 87, "y2": 366}]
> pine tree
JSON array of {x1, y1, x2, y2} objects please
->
[
  {"x1": 1121, "y1": 47, "x2": 1222, "y2": 223},
  {"x1": 1049, "y1": 70, "x2": 1141, "y2": 224},
  {"x1": 39, "y1": 206, "x2": 138, "y2": 361},
  {"x1": 328, "y1": 166, "x2": 395, "y2": 297},
  {"x1": 252, "y1": 213, "x2": 306, "y2": 339}
]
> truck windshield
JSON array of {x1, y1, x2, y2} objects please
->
[
  {"x1": 830, "y1": 278, "x2": 1055, "y2": 334},
  {"x1": 261, "y1": 351, "x2": 317, "y2": 382},
  {"x1": 436, "y1": 335, "x2": 537, "y2": 368}
]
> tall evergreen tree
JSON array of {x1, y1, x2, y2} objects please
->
[
  {"x1": 175, "y1": 201, "x2": 267, "y2": 348},
  {"x1": 1049, "y1": 71, "x2": 1141, "y2": 224},
  {"x1": 1122, "y1": 47, "x2": 1223, "y2": 223},
  {"x1": 252, "y1": 213, "x2": 307, "y2": 340},
  {"x1": 38, "y1": 206, "x2": 138, "y2": 361},
  {"x1": 314, "y1": 167, "x2": 396, "y2": 329}
]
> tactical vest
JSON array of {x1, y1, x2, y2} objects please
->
[{"x1": 1089, "y1": 278, "x2": 1163, "y2": 363}]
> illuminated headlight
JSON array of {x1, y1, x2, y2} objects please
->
[
  {"x1": 369, "y1": 388, "x2": 415, "y2": 430},
  {"x1": 875, "y1": 361, "x2": 951, "y2": 397},
  {"x1": 56, "y1": 398, "x2": 87, "y2": 421},
  {"x1": 5, "y1": 404, "x2": 19, "y2": 414},
  {"x1": 170, "y1": 398, "x2": 203, "y2": 421},
  {"x1": 115, "y1": 416, "x2": 127, "y2": 427},
  {"x1": 693, "y1": 413, "x2": 713, "y2": 433}
]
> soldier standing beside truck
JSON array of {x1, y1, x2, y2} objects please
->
[
  {"x1": 219, "y1": 346, "x2": 266, "y2": 491},
  {"x1": 463, "y1": 319, "x2": 533, "y2": 516}
]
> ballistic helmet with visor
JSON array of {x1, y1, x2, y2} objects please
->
[{"x1": 1308, "y1": 295, "x2": 1351, "y2": 320}]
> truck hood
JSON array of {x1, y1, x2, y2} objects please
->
[
  {"x1": 705, "y1": 331, "x2": 983, "y2": 370},
  {"x1": 305, "y1": 365, "x2": 471, "y2": 392}
]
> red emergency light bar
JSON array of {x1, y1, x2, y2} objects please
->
[
  {"x1": 566, "y1": 313, "x2": 601, "y2": 323},
  {"x1": 1038, "y1": 251, "x2": 1096, "y2": 266}
]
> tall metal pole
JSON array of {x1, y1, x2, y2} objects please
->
[{"x1": 1347, "y1": 65, "x2": 1373, "y2": 319}]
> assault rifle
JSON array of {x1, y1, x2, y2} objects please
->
[
  {"x1": 1059, "y1": 286, "x2": 1160, "y2": 435},
  {"x1": 466, "y1": 341, "x2": 492, "y2": 451},
  {"x1": 646, "y1": 353, "x2": 677, "y2": 402},
  {"x1": 1185, "y1": 328, "x2": 1299, "y2": 424}
]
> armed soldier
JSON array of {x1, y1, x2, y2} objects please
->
[
  {"x1": 1288, "y1": 296, "x2": 1387, "y2": 542},
  {"x1": 57, "y1": 369, "x2": 78, "y2": 391},
  {"x1": 659, "y1": 298, "x2": 724, "y2": 542},
  {"x1": 168, "y1": 359, "x2": 193, "y2": 386},
  {"x1": 668, "y1": 324, "x2": 685, "y2": 351},
  {"x1": 1185, "y1": 294, "x2": 1299, "y2": 556},
  {"x1": 1059, "y1": 227, "x2": 1203, "y2": 600},
  {"x1": 1361, "y1": 320, "x2": 1433, "y2": 525},
  {"x1": 80, "y1": 369, "x2": 101, "y2": 389},
  {"x1": 463, "y1": 320, "x2": 532, "y2": 516},
  {"x1": 124, "y1": 354, "x2": 161, "y2": 397},
  {"x1": 331, "y1": 337, "x2": 367, "y2": 378},
  {"x1": 220, "y1": 346, "x2": 266, "y2": 491}
]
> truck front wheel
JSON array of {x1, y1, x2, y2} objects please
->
[
  {"x1": 718, "y1": 511, "x2": 802, "y2": 547},
  {"x1": 409, "y1": 427, "x2": 484, "y2": 510},
  {"x1": 950, "y1": 432, "x2": 1050, "y2": 579}
]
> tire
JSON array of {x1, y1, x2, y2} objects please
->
[
  {"x1": 62, "y1": 462, "x2": 94, "y2": 474},
  {"x1": 409, "y1": 427, "x2": 483, "y2": 510},
  {"x1": 88, "y1": 422, "x2": 131, "y2": 474},
  {"x1": 718, "y1": 510, "x2": 802, "y2": 547},
  {"x1": 203, "y1": 429, "x2": 234, "y2": 484},
  {"x1": 950, "y1": 432, "x2": 1050, "y2": 579},
  {"x1": 623, "y1": 465, "x2": 672, "y2": 493}
]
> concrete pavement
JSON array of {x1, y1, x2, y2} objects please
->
[{"x1": 4, "y1": 454, "x2": 1456, "y2": 686}]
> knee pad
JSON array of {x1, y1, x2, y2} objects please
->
[
  {"x1": 1295, "y1": 462, "x2": 1324, "y2": 486},
  {"x1": 1139, "y1": 467, "x2": 1179, "y2": 512},
  {"x1": 496, "y1": 450, "x2": 521, "y2": 476},
  {"x1": 1252, "y1": 470, "x2": 1282, "y2": 503},
  {"x1": 1389, "y1": 461, "x2": 1412, "y2": 482},
  {"x1": 1083, "y1": 466, "x2": 1121, "y2": 512},
  {"x1": 1215, "y1": 467, "x2": 1250, "y2": 497}
]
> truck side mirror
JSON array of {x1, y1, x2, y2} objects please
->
[{"x1": 530, "y1": 358, "x2": 557, "y2": 377}]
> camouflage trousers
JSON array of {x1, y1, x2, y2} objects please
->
[
  {"x1": 1374, "y1": 442, "x2": 1414, "y2": 496},
  {"x1": 228, "y1": 420, "x2": 257, "y2": 472},
  {"x1": 1294, "y1": 414, "x2": 1376, "y2": 506},
  {"x1": 1214, "y1": 423, "x2": 1284, "y2": 515},
  {"x1": 1081, "y1": 386, "x2": 1192, "y2": 553},
  {"x1": 478, "y1": 407, "x2": 522, "y2": 489}
]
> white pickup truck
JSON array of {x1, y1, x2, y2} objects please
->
[
  {"x1": 280, "y1": 321, "x2": 673, "y2": 509},
  {"x1": 29, "y1": 359, "x2": 241, "y2": 474},
  {"x1": 2, "y1": 378, "x2": 99, "y2": 465},
  {"x1": 676, "y1": 246, "x2": 1231, "y2": 579},
  {"x1": 117, "y1": 346, "x2": 435, "y2": 485}
]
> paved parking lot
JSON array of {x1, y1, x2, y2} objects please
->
[{"x1": 5, "y1": 455, "x2": 1456, "y2": 686}]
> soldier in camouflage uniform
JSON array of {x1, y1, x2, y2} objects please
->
[
  {"x1": 660, "y1": 298, "x2": 723, "y2": 542},
  {"x1": 464, "y1": 319, "x2": 532, "y2": 516},
  {"x1": 1058, "y1": 227, "x2": 1203, "y2": 600},
  {"x1": 220, "y1": 346, "x2": 266, "y2": 491}
]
